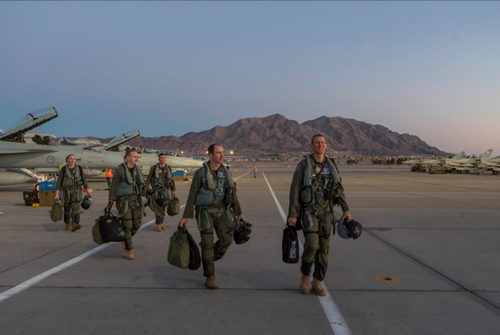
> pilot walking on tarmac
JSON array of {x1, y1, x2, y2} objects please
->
[
  {"x1": 106, "y1": 149, "x2": 146, "y2": 260},
  {"x1": 178, "y1": 143, "x2": 244, "y2": 289},
  {"x1": 145, "y1": 153, "x2": 176, "y2": 232},
  {"x1": 55, "y1": 154, "x2": 92, "y2": 232},
  {"x1": 287, "y1": 134, "x2": 352, "y2": 296}
]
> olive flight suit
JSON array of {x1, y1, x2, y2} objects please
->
[
  {"x1": 144, "y1": 163, "x2": 176, "y2": 226},
  {"x1": 182, "y1": 162, "x2": 242, "y2": 277},
  {"x1": 109, "y1": 163, "x2": 145, "y2": 251},
  {"x1": 288, "y1": 155, "x2": 349, "y2": 281},
  {"x1": 56, "y1": 164, "x2": 89, "y2": 229}
]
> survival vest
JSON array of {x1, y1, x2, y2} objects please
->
[
  {"x1": 61, "y1": 165, "x2": 84, "y2": 188},
  {"x1": 150, "y1": 163, "x2": 174, "y2": 190},
  {"x1": 299, "y1": 154, "x2": 342, "y2": 229},
  {"x1": 115, "y1": 163, "x2": 145, "y2": 197},
  {"x1": 194, "y1": 162, "x2": 235, "y2": 207}
]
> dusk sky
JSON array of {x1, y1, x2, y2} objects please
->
[{"x1": 1, "y1": 2, "x2": 499, "y2": 156}]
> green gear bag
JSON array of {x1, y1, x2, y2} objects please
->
[
  {"x1": 167, "y1": 197, "x2": 180, "y2": 216},
  {"x1": 92, "y1": 217, "x2": 107, "y2": 245},
  {"x1": 167, "y1": 226, "x2": 190, "y2": 269},
  {"x1": 50, "y1": 201, "x2": 63, "y2": 222}
]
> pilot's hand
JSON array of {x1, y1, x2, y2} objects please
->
[
  {"x1": 287, "y1": 217, "x2": 297, "y2": 227},
  {"x1": 173, "y1": 191, "x2": 177, "y2": 197},
  {"x1": 105, "y1": 200, "x2": 114, "y2": 213},
  {"x1": 55, "y1": 192, "x2": 59, "y2": 201},
  {"x1": 86, "y1": 190, "x2": 92, "y2": 197},
  {"x1": 237, "y1": 214, "x2": 245, "y2": 222},
  {"x1": 178, "y1": 218, "x2": 187, "y2": 227},
  {"x1": 340, "y1": 211, "x2": 352, "y2": 222}
]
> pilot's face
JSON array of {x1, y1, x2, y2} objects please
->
[
  {"x1": 209, "y1": 145, "x2": 224, "y2": 165},
  {"x1": 126, "y1": 151, "x2": 138, "y2": 167},
  {"x1": 311, "y1": 136, "x2": 327, "y2": 156},
  {"x1": 159, "y1": 155, "x2": 166, "y2": 166},
  {"x1": 67, "y1": 155, "x2": 76, "y2": 167}
]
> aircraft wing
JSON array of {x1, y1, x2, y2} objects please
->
[{"x1": 0, "y1": 146, "x2": 55, "y2": 155}]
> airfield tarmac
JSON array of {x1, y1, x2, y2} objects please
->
[{"x1": 0, "y1": 164, "x2": 499, "y2": 335}]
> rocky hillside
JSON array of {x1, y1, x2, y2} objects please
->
[{"x1": 119, "y1": 114, "x2": 447, "y2": 156}]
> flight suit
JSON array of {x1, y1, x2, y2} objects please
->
[
  {"x1": 144, "y1": 163, "x2": 176, "y2": 227},
  {"x1": 288, "y1": 155, "x2": 349, "y2": 281},
  {"x1": 109, "y1": 163, "x2": 145, "y2": 251},
  {"x1": 56, "y1": 164, "x2": 89, "y2": 231},
  {"x1": 182, "y1": 163, "x2": 242, "y2": 277}
]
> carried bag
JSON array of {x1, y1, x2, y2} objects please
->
[
  {"x1": 282, "y1": 226, "x2": 300, "y2": 264},
  {"x1": 167, "y1": 197, "x2": 180, "y2": 216},
  {"x1": 50, "y1": 201, "x2": 63, "y2": 222},
  {"x1": 92, "y1": 217, "x2": 106, "y2": 245},
  {"x1": 99, "y1": 212, "x2": 126, "y2": 243},
  {"x1": 186, "y1": 228, "x2": 201, "y2": 270},
  {"x1": 167, "y1": 226, "x2": 190, "y2": 269}
]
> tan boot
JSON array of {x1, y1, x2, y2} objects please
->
[
  {"x1": 300, "y1": 275, "x2": 311, "y2": 294},
  {"x1": 71, "y1": 223, "x2": 81, "y2": 232},
  {"x1": 160, "y1": 224, "x2": 166, "y2": 230},
  {"x1": 121, "y1": 241, "x2": 127, "y2": 252},
  {"x1": 205, "y1": 276, "x2": 218, "y2": 289},
  {"x1": 126, "y1": 249, "x2": 134, "y2": 260},
  {"x1": 65, "y1": 223, "x2": 70, "y2": 230},
  {"x1": 311, "y1": 279, "x2": 327, "y2": 296},
  {"x1": 156, "y1": 224, "x2": 162, "y2": 232}
]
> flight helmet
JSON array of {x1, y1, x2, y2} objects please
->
[
  {"x1": 337, "y1": 219, "x2": 362, "y2": 239},
  {"x1": 233, "y1": 219, "x2": 252, "y2": 244},
  {"x1": 81, "y1": 195, "x2": 93, "y2": 210}
]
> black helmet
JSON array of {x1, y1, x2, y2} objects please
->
[
  {"x1": 81, "y1": 195, "x2": 93, "y2": 210},
  {"x1": 337, "y1": 219, "x2": 362, "y2": 239},
  {"x1": 233, "y1": 219, "x2": 252, "y2": 245},
  {"x1": 155, "y1": 196, "x2": 169, "y2": 207}
]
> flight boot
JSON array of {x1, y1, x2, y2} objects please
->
[
  {"x1": 156, "y1": 224, "x2": 162, "y2": 232},
  {"x1": 160, "y1": 224, "x2": 167, "y2": 230},
  {"x1": 126, "y1": 249, "x2": 134, "y2": 260},
  {"x1": 205, "y1": 276, "x2": 218, "y2": 289},
  {"x1": 311, "y1": 279, "x2": 327, "y2": 296},
  {"x1": 300, "y1": 274, "x2": 311, "y2": 294},
  {"x1": 65, "y1": 223, "x2": 70, "y2": 230},
  {"x1": 121, "y1": 241, "x2": 127, "y2": 252},
  {"x1": 71, "y1": 223, "x2": 81, "y2": 232}
]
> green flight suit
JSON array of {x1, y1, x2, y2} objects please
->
[
  {"x1": 144, "y1": 163, "x2": 176, "y2": 225},
  {"x1": 56, "y1": 164, "x2": 89, "y2": 226},
  {"x1": 288, "y1": 155, "x2": 349, "y2": 281},
  {"x1": 182, "y1": 162, "x2": 242, "y2": 277},
  {"x1": 109, "y1": 164, "x2": 145, "y2": 250}
]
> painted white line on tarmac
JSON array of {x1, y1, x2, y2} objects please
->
[
  {"x1": 0, "y1": 170, "x2": 249, "y2": 304},
  {"x1": 262, "y1": 171, "x2": 353, "y2": 335}
]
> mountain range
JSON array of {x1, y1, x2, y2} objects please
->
[{"x1": 105, "y1": 114, "x2": 448, "y2": 156}]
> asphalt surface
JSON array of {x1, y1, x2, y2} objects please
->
[{"x1": 0, "y1": 164, "x2": 499, "y2": 335}]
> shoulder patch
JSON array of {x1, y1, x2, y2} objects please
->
[{"x1": 295, "y1": 164, "x2": 301, "y2": 172}]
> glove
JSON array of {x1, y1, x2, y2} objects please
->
[{"x1": 105, "y1": 200, "x2": 114, "y2": 213}]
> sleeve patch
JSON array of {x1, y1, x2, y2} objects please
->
[{"x1": 295, "y1": 164, "x2": 301, "y2": 172}]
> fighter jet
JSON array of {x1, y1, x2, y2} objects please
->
[
  {"x1": 444, "y1": 149, "x2": 493, "y2": 172},
  {"x1": 0, "y1": 107, "x2": 125, "y2": 185}
]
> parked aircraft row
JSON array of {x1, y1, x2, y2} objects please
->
[
  {"x1": 402, "y1": 150, "x2": 500, "y2": 174},
  {"x1": 0, "y1": 107, "x2": 204, "y2": 185}
]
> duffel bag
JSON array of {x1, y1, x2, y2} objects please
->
[
  {"x1": 99, "y1": 212, "x2": 126, "y2": 242},
  {"x1": 282, "y1": 226, "x2": 300, "y2": 264},
  {"x1": 167, "y1": 197, "x2": 180, "y2": 216},
  {"x1": 92, "y1": 217, "x2": 107, "y2": 245},
  {"x1": 186, "y1": 228, "x2": 201, "y2": 270},
  {"x1": 167, "y1": 226, "x2": 190, "y2": 269},
  {"x1": 50, "y1": 201, "x2": 63, "y2": 222}
]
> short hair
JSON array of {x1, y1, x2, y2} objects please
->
[
  {"x1": 208, "y1": 143, "x2": 222, "y2": 155},
  {"x1": 66, "y1": 154, "x2": 75, "y2": 161},
  {"x1": 158, "y1": 153, "x2": 166, "y2": 158},
  {"x1": 124, "y1": 148, "x2": 137, "y2": 158},
  {"x1": 311, "y1": 134, "x2": 325, "y2": 145}
]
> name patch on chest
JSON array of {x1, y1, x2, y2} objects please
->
[
  {"x1": 321, "y1": 168, "x2": 330, "y2": 175},
  {"x1": 218, "y1": 172, "x2": 226, "y2": 178}
]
